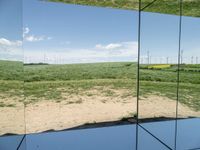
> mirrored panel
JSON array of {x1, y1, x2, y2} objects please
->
[
  {"x1": 178, "y1": 3, "x2": 200, "y2": 119},
  {"x1": 176, "y1": 2, "x2": 200, "y2": 149},
  {"x1": 0, "y1": 0, "x2": 25, "y2": 149},
  {"x1": 0, "y1": 135, "x2": 25, "y2": 150},
  {"x1": 23, "y1": 0, "x2": 138, "y2": 135},
  {"x1": 137, "y1": 125, "x2": 170, "y2": 150},
  {"x1": 23, "y1": 0, "x2": 65, "y2": 134},
  {"x1": 138, "y1": 0, "x2": 180, "y2": 149},
  {"x1": 25, "y1": 125, "x2": 136, "y2": 150},
  {"x1": 140, "y1": 0, "x2": 180, "y2": 16},
  {"x1": 50, "y1": 0, "x2": 200, "y2": 18}
]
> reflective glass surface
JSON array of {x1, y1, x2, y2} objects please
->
[
  {"x1": 0, "y1": 0, "x2": 25, "y2": 149},
  {"x1": 0, "y1": 0, "x2": 200, "y2": 150},
  {"x1": 176, "y1": 1, "x2": 200, "y2": 149},
  {"x1": 138, "y1": 0, "x2": 180, "y2": 149},
  {"x1": 6, "y1": 119, "x2": 196, "y2": 150}
]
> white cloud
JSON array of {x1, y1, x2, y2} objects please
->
[
  {"x1": 47, "y1": 37, "x2": 53, "y2": 40},
  {"x1": 23, "y1": 27, "x2": 52, "y2": 42},
  {"x1": 60, "y1": 41, "x2": 71, "y2": 45},
  {"x1": 0, "y1": 38, "x2": 23, "y2": 61},
  {"x1": 25, "y1": 35, "x2": 52, "y2": 42},
  {"x1": 0, "y1": 38, "x2": 22, "y2": 46},
  {"x1": 23, "y1": 27, "x2": 30, "y2": 37},
  {"x1": 24, "y1": 41, "x2": 138, "y2": 64},
  {"x1": 95, "y1": 43, "x2": 122, "y2": 50},
  {"x1": 25, "y1": 35, "x2": 44, "y2": 42},
  {"x1": 95, "y1": 41, "x2": 138, "y2": 56}
]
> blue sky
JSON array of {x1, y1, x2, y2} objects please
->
[
  {"x1": 22, "y1": 0, "x2": 138, "y2": 63},
  {"x1": 0, "y1": 0, "x2": 22, "y2": 60},
  {"x1": 0, "y1": 0, "x2": 200, "y2": 64}
]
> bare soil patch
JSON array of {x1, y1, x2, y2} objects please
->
[{"x1": 0, "y1": 90, "x2": 199, "y2": 135}]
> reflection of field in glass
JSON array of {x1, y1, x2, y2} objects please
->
[
  {"x1": 139, "y1": 64, "x2": 200, "y2": 119},
  {"x1": 0, "y1": 60, "x2": 24, "y2": 135},
  {"x1": 0, "y1": 60, "x2": 200, "y2": 134},
  {"x1": 49, "y1": 0, "x2": 200, "y2": 17}
]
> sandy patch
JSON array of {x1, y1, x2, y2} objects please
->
[
  {"x1": 0, "y1": 91, "x2": 200, "y2": 135},
  {"x1": 0, "y1": 96, "x2": 25, "y2": 135}
]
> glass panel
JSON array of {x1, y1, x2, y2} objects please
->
[
  {"x1": 140, "y1": 0, "x2": 157, "y2": 10},
  {"x1": 177, "y1": 2, "x2": 200, "y2": 149},
  {"x1": 0, "y1": 0, "x2": 25, "y2": 149},
  {"x1": 138, "y1": 126, "x2": 169, "y2": 150},
  {"x1": 49, "y1": 0, "x2": 200, "y2": 17},
  {"x1": 25, "y1": 125, "x2": 136, "y2": 150},
  {"x1": 141, "y1": 0, "x2": 180, "y2": 16},
  {"x1": 176, "y1": 118, "x2": 200, "y2": 150},
  {"x1": 178, "y1": 3, "x2": 200, "y2": 119},
  {"x1": 23, "y1": 0, "x2": 138, "y2": 134},
  {"x1": 138, "y1": 0, "x2": 180, "y2": 149},
  {"x1": 23, "y1": 0, "x2": 62, "y2": 134},
  {"x1": 0, "y1": 135, "x2": 25, "y2": 150}
]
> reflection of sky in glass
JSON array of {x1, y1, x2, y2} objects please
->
[
  {"x1": 0, "y1": 0, "x2": 199, "y2": 64},
  {"x1": 1, "y1": 119, "x2": 198, "y2": 150},
  {"x1": 0, "y1": 0, "x2": 23, "y2": 61},
  {"x1": 23, "y1": 0, "x2": 138, "y2": 64},
  {"x1": 181, "y1": 17, "x2": 200, "y2": 64},
  {"x1": 140, "y1": 12, "x2": 200, "y2": 64}
]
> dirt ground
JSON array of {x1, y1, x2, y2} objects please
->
[{"x1": 0, "y1": 90, "x2": 200, "y2": 135}]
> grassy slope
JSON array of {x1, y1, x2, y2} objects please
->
[
  {"x1": 23, "y1": 62, "x2": 137, "y2": 103},
  {"x1": 0, "y1": 60, "x2": 199, "y2": 110},
  {"x1": 24, "y1": 62, "x2": 136, "y2": 81},
  {"x1": 0, "y1": 60, "x2": 23, "y2": 107},
  {"x1": 24, "y1": 62, "x2": 200, "y2": 84},
  {"x1": 0, "y1": 60, "x2": 23, "y2": 80},
  {"x1": 48, "y1": 0, "x2": 200, "y2": 17},
  {"x1": 23, "y1": 62, "x2": 200, "y2": 110}
]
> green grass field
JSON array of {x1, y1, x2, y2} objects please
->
[
  {"x1": 48, "y1": 0, "x2": 200, "y2": 17},
  {"x1": 0, "y1": 60, "x2": 200, "y2": 111},
  {"x1": 0, "y1": 60, "x2": 23, "y2": 81}
]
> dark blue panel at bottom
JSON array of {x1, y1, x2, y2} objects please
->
[
  {"x1": 138, "y1": 126, "x2": 169, "y2": 150},
  {"x1": 0, "y1": 135, "x2": 25, "y2": 150},
  {"x1": 1, "y1": 119, "x2": 199, "y2": 150},
  {"x1": 26, "y1": 125, "x2": 136, "y2": 150},
  {"x1": 176, "y1": 118, "x2": 200, "y2": 150}
]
